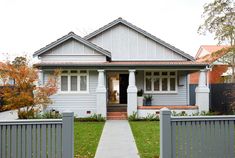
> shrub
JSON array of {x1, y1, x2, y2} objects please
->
[
  {"x1": 18, "y1": 109, "x2": 62, "y2": 119},
  {"x1": 74, "y1": 113, "x2": 105, "y2": 122},
  {"x1": 128, "y1": 112, "x2": 159, "y2": 121},
  {"x1": 137, "y1": 89, "x2": 143, "y2": 97}
]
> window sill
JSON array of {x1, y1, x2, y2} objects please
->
[
  {"x1": 144, "y1": 91, "x2": 178, "y2": 94},
  {"x1": 56, "y1": 91, "x2": 90, "y2": 95}
]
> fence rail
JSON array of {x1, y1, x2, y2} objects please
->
[
  {"x1": 160, "y1": 108, "x2": 235, "y2": 158},
  {"x1": 0, "y1": 112, "x2": 74, "y2": 158}
]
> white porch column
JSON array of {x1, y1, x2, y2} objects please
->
[
  {"x1": 127, "y1": 69, "x2": 137, "y2": 116},
  {"x1": 195, "y1": 69, "x2": 210, "y2": 112},
  {"x1": 96, "y1": 70, "x2": 107, "y2": 117}
]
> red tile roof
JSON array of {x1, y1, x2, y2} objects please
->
[{"x1": 196, "y1": 45, "x2": 229, "y2": 63}]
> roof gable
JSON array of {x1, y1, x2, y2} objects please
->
[
  {"x1": 84, "y1": 18, "x2": 194, "y2": 61},
  {"x1": 33, "y1": 32, "x2": 111, "y2": 57}
]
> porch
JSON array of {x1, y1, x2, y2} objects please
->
[{"x1": 96, "y1": 67, "x2": 209, "y2": 118}]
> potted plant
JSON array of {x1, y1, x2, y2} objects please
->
[
  {"x1": 137, "y1": 89, "x2": 144, "y2": 106},
  {"x1": 144, "y1": 94, "x2": 153, "y2": 106}
]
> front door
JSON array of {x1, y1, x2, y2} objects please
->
[{"x1": 119, "y1": 74, "x2": 129, "y2": 104}]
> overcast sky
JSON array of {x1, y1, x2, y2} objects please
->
[{"x1": 0, "y1": 0, "x2": 216, "y2": 62}]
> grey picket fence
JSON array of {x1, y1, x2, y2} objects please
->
[
  {"x1": 160, "y1": 108, "x2": 235, "y2": 158},
  {"x1": 0, "y1": 112, "x2": 74, "y2": 158}
]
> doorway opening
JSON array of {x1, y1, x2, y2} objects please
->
[{"x1": 107, "y1": 72, "x2": 128, "y2": 112}]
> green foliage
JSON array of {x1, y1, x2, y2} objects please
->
[
  {"x1": 18, "y1": 109, "x2": 35, "y2": 119},
  {"x1": 171, "y1": 111, "x2": 188, "y2": 116},
  {"x1": 137, "y1": 89, "x2": 144, "y2": 97},
  {"x1": 18, "y1": 109, "x2": 62, "y2": 119},
  {"x1": 74, "y1": 113, "x2": 105, "y2": 122},
  {"x1": 144, "y1": 94, "x2": 153, "y2": 101},
  {"x1": 12, "y1": 56, "x2": 28, "y2": 67},
  {"x1": 128, "y1": 112, "x2": 159, "y2": 121},
  {"x1": 199, "y1": 0, "x2": 235, "y2": 45}
]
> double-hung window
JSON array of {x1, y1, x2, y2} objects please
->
[
  {"x1": 144, "y1": 71, "x2": 177, "y2": 93},
  {"x1": 60, "y1": 70, "x2": 89, "y2": 93}
]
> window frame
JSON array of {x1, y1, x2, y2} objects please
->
[
  {"x1": 144, "y1": 71, "x2": 178, "y2": 94},
  {"x1": 59, "y1": 70, "x2": 89, "y2": 94}
]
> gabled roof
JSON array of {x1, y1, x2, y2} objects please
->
[
  {"x1": 84, "y1": 17, "x2": 195, "y2": 61},
  {"x1": 196, "y1": 45, "x2": 229, "y2": 63},
  {"x1": 33, "y1": 32, "x2": 111, "y2": 57}
]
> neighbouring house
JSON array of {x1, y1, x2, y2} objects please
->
[
  {"x1": 33, "y1": 18, "x2": 209, "y2": 118},
  {"x1": 189, "y1": 45, "x2": 235, "y2": 113},
  {"x1": 190, "y1": 45, "x2": 231, "y2": 85}
]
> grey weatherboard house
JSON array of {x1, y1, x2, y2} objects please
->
[{"x1": 34, "y1": 18, "x2": 210, "y2": 118}]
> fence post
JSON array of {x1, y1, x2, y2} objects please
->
[
  {"x1": 62, "y1": 112, "x2": 74, "y2": 158},
  {"x1": 160, "y1": 108, "x2": 172, "y2": 158}
]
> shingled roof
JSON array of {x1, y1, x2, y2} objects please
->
[
  {"x1": 33, "y1": 32, "x2": 111, "y2": 57},
  {"x1": 84, "y1": 17, "x2": 195, "y2": 61}
]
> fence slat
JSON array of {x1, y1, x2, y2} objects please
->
[
  {"x1": 6, "y1": 125, "x2": 10, "y2": 158},
  {"x1": 0, "y1": 126, "x2": 1, "y2": 158},
  {"x1": 22, "y1": 125, "x2": 26, "y2": 158},
  {"x1": 171, "y1": 122, "x2": 176, "y2": 158},
  {"x1": 229, "y1": 120, "x2": 234, "y2": 158},
  {"x1": 48, "y1": 124, "x2": 51, "y2": 158},
  {"x1": 26, "y1": 124, "x2": 32, "y2": 158},
  {"x1": 42, "y1": 124, "x2": 46, "y2": 158},
  {"x1": 51, "y1": 124, "x2": 55, "y2": 158},
  {"x1": 32, "y1": 124, "x2": 36, "y2": 158},
  {"x1": 56, "y1": 125, "x2": 62, "y2": 158},
  {"x1": 37, "y1": 125, "x2": 41, "y2": 158},
  {"x1": 11, "y1": 125, "x2": 17, "y2": 158},
  {"x1": 185, "y1": 121, "x2": 190, "y2": 158},
  {"x1": 1, "y1": 125, "x2": 5, "y2": 158},
  {"x1": 17, "y1": 125, "x2": 22, "y2": 158}
]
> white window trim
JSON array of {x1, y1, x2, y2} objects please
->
[
  {"x1": 58, "y1": 70, "x2": 89, "y2": 94},
  {"x1": 144, "y1": 71, "x2": 178, "y2": 94}
]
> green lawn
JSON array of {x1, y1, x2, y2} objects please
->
[
  {"x1": 129, "y1": 121, "x2": 160, "y2": 158},
  {"x1": 74, "y1": 122, "x2": 104, "y2": 158}
]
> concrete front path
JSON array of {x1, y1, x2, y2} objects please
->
[{"x1": 95, "y1": 120, "x2": 140, "y2": 158}]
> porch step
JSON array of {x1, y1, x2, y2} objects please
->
[{"x1": 107, "y1": 112, "x2": 128, "y2": 120}]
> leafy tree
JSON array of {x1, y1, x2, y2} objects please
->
[
  {"x1": 0, "y1": 57, "x2": 60, "y2": 118},
  {"x1": 198, "y1": 0, "x2": 235, "y2": 82}
]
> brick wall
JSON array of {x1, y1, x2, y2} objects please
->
[{"x1": 190, "y1": 65, "x2": 228, "y2": 84}]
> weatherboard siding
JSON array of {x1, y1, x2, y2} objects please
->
[
  {"x1": 136, "y1": 71, "x2": 188, "y2": 105},
  {"x1": 44, "y1": 71, "x2": 98, "y2": 117},
  {"x1": 40, "y1": 39, "x2": 106, "y2": 62},
  {"x1": 90, "y1": 24, "x2": 187, "y2": 61}
]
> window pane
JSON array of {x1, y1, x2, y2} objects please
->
[
  {"x1": 71, "y1": 70, "x2": 78, "y2": 73},
  {"x1": 153, "y1": 78, "x2": 160, "y2": 91},
  {"x1": 162, "y1": 78, "x2": 168, "y2": 91},
  {"x1": 146, "y1": 72, "x2": 151, "y2": 76},
  {"x1": 71, "y1": 76, "x2": 77, "y2": 91},
  {"x1": 80, "y1": 76, "x2": 87, "y2": 91},
  {"x1": 162, "y1": 72, "x2": 168, "y2": 76},
  {"x1": 154, "y1": 72, "x2": 160, "y2": 76},
  {"x1": 170, "y1": 78, "x2": 176, "y2": 91},
  {"x1": 145, "y1": 77, "x2": 152, "y2": 91},
  {"x1": 170, "y1": 72, "x2": 176, "y2": 76},
  {"x1": 62, "y1": 70, "x2": 68, "y2": 73},
  {"x1": 80, "y1": 70, "x2": 87, "y2": 74},
  {"x1": 61, "y1": 76, "x2": 68, "y2": 91}
]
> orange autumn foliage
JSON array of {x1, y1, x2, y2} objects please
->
[{"x1": 0, "y1": 60, "x2": 60, "y2": 113}]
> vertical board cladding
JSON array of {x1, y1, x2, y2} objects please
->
[
  {"x1": 136, "y1": 70, "x2": 188, "y2": 105},
  {"x1": 44, "y1": 70, "x2": 98, "y2": 117},
  {"x1": 40, "y1": 39, "x2": 107, "y2": 62},
  {"x1": 89, "y1": 24, "x2": 187, "y2": 61}
]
